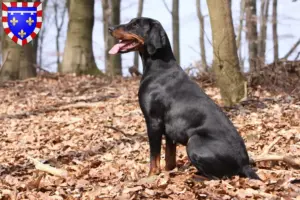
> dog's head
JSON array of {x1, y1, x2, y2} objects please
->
[{"x1": 108, "y1": 17, "x2": 167, "y2": 56}]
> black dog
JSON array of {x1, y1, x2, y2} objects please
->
[{"x1": 108, "y1": 17, "x2": 260, "y2": 180}]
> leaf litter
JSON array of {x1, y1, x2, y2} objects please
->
[{"x1": 0, "y1": 74, "x2": 299, "y2": 200}]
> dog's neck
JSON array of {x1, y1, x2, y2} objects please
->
[{"x1": 139, "y1": 43, "x2": 176, "y2": 74}]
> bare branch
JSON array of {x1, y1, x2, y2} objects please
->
[
  {"x1": 162, "y1": 0, "x2": 172, "y2": 15},
  {"x1": 282, "y1": 38, "x2": 300, "y2": 60}
]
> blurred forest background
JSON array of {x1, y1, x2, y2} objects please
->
[
  {"x1": 0, "y1": 0, "x2": 299, "y2": 77},
  {"x1": 0, "y1": 0, "x2": 300, "y2": 106}
]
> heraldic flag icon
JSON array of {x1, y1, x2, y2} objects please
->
[{"x1": 2, "y1": 2, "x2": 42, "y2": 46}]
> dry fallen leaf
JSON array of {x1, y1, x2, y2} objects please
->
[{"x1": 0, "y1": 75, "x2": 299, "y2": 199}]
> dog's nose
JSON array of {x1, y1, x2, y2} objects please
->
[{"x1": 108, "y1": 26, "x2": 115, "y2": 33}]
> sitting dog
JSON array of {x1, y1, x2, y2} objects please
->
[{"x1": 108, "y1": 17, "x2": 260, "y2": 180}]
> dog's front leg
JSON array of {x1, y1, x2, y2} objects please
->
[{"x1": 146, "y1": 119, "x2": 163, "y2": 176}]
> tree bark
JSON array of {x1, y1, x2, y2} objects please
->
[
  {"x1": 258, "y1": 0, "x2": 270, "y2": 65},
  {"x1": 172, "y1": 0, "x2": 180, "y2": 64},
  {"x1": 102, "y1": 0, "x2": 110, "y2": 74},
  {"x1": 32, "y1": 0, "x2": 48, "y2": 68},
  {"x1": 61, "y1": 0, "x2": 101, "y2": 75},
  {"x1": 236, "y1": 0, "x2": 245, "y2": 50},
  {"x1": 0, "y1": 0, "x2": 36, "y2": 81},
  {"x1": 107, "y1": 0, "x2": 122, "y2": 76},
  {"x1": 37, "y1": 0, "x2": 49, "y2": 68},
  {"x1": 206, "y1": 0, "x2": 247, "y2": 106},
  {"x1": 54, "y1": 0, "x2": 67, "y2": 72},
  {"x1": 236, "y1": 0, "x2": 246, "y2": 71},
  {"x1": 196, "y1": 0, "x2": 208, "y2": 71},
  {"x1": 245, "y1": 0, "x2": 258, "y2": 73},
  {"x1": 272, "y1": 0, "x2": 278, "y2": 62},
  {"x1": 133, "y1": 0, "x2": 144, "y2": 69},
  {"x1": 1, "y1": 32, "x2": 36, "y2": 81}
]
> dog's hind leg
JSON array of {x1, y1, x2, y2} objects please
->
[
  {"x1": 186, "y1": 134, "x2": 220, "y2": 179},
  {"x1": 165, "y1": 136, "x2": 177, "y2": 171}
]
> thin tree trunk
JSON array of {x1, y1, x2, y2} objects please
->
[
  {"x1": 38, "y1": 25, "x2": 45, "y2": 67},
  {"x1": 61, "y1": 0, "x2": 101, "y2": 75},
  {"x1": 26, "y1": 0, "x2": 40, "y2": 68},
  {"x1": 36, "y1": 0, "x2": 49, "y2": 68},
  {"x1": 272, "y1": 0, "x2": 278, "y2": 62},
  {"x1": 196, "y1": 0, "x2": 208, "y2": 71},
  {"x1": 108, "y1": 0, "x2": 122, "y2": 76},
  {"x1": 236, "y1": 0, "x2": 245, "y2": 50},
  {"x1": 206, "y1": 0, "x2": 247, "y2": 106},
  {"x1": 102, "y1": 0, "x2": 110, "y2": 73},
  {"x1": 172, "y1": 0, "x2": 180, "y2": 64},
  {"x1": 236, "y1": 0, "x2": 246, "y2": 71},
  {"x1": 245, "y1": 0, "x2": 258, "y2": 73},
  {"x1": 54, "y1": 0, "x2": 67, "y2": 72},
  {"x1": 258, "y1": 0, "x2": 270, "y2": 65},
  {"x1": 133, "y1": 0, "x2": 144, "y2": 69}
]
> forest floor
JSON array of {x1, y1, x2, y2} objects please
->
[{"x1": 0, "y1": 75, "x2": 299, "y2": 200}]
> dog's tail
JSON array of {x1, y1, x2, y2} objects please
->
[{"x1": 240, "y1": 165, "x2": 261, "y2": 180}]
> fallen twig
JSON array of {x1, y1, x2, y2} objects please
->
[
  {"x1": 0, "y1": 102, "x2": 101, "y2": 120},
  {"x1": 104, "y1": 125, "x2": 127, "y2": 136},
  {"x1": 0, "y1": 95, "x2": 117, "y2": 120},
  {"x1": 27, "y1": 155, "x2": 68, "y2": 178},
  {"x1": 253, "y1": 137, "x2": 300, "y2": 169}
]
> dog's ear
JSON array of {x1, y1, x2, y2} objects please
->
[{"x1": 145, "y1": 22, "x2": 167, "y2": 55}]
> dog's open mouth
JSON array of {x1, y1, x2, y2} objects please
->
[{"x1": 109, "y1": 40, "x2": 140, "y2": 54}]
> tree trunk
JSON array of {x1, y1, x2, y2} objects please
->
[
  {"x1": 196, "y1": 0, "x2": 208, "y2": 71},
  {"x1": 172, "y1": 0, "x2": 180, "y2": 65},
  {"x1": 61, "y1": 0, "x2": 101, "y2": 75},
  {"x1": 272, "y1": 0, "x2": 278, "y2": 62},
  {"x1": 236, "y1": 0, "x2": 245, "y2": 50},
  {"x1": 37, "y1": 0, "x2": 49, "y2": 68},
  {"x1": 206, "y1": 0, "x2": 247, "y2": 106},
  {"x1": 107, "y1": 0, "x2": 122, "y2": 76},
  {"x1": 54, "y1": 0, "x2": 67, "y2": 72},
  {"x1": 245, "y1": 0, "x2": 258, "y2": 73},
  {"x1": 1, "y1": 31, "x2": 36, "y2": 81},
  {"x1": 133, "y1": 0, "x2": 144, "y2": 69},
  {"x1": 102, "y1": 0, "x2": 110, "y2": 73},
  {"x1": 0, "y1": 0, "x2": 36, "y2": 81},
  {"x1": 236, "y1": 0, "x2": 246, "y2": 71},
  {"x1": 258, "y1": 0, "x2": 270, "y2": 65}
]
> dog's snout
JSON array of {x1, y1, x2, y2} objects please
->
[{"x1": 108, "y1": 26, "x2": 115, "y2": 33}]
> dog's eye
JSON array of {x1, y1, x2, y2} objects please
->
[{"x1": 132, "y1": 22, "x2": 138, "y2": 28}]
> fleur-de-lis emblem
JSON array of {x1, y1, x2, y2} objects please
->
[
  {"x1": 26, "y1": 17, "x2": 34, "y2": 26},
  {"x1": 18, "y1": 29, "x2": 26, "y2": 38},
  {"x1": 10, "y1": 17, "x2": 18, "y2": 26}
]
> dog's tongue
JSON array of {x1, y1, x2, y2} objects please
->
[{"x1": 109, "y1": 41, "x2": 130, "y2": 54}]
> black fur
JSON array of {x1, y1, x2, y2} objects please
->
[{"x1": 109, "y1": 17, "x2": 260, "y2": 180}]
